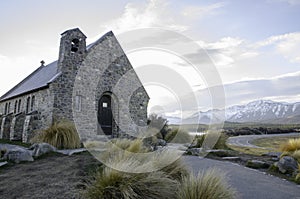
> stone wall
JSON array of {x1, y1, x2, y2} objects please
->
[
  {"x1": 0, "y1": 88, "x2": 53, "y2": 142},
  {"x1": 73, "y1": 31, "x2": 149, "y2": 140}
]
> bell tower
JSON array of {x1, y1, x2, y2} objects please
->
[
  {"x1": 52, "y1": 28, "x2": 87, "y2": 121},
  {"x1": 57, "y1": 28, "x2": 87, "y2": 72}
]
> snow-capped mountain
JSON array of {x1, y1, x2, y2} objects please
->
[
  {"x1": 176, "y1": 100, "x2": 300, "y2": 124},
  {"x1": 226, "y1": 100, "x2": 300, "y2": 123}
]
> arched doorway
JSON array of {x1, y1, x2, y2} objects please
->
[{"x1": 98, "y1": 94, "x2": 113, "y2": 135}]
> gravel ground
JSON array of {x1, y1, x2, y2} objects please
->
[{"x1": 0, "y1": 152, "x2": 101, "y2": 199}]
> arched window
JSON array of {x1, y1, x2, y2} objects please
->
[
  {"x1": 14, "y1": 100, "x2": 18, "y2": 113},
  {"x1": 18, "y1": 99, "x2": 21, "y2": 113},
  {"x1": 31, "y1": 96, "x2": 35, "y2": 111},
  {"x1": 8, "y1": 102, "x2": 10, "y2": 114},
  {"x1": 26, "y1": 97, "x2": 30, "y2": 113},
  {"x1": 4, "y1": 103, "x2": 8, "y2": 114}
]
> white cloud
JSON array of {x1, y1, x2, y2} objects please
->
[
  {"x1": 181, "y1": 2, "x2": 225, "y2": 19},
  {"x1": 270, "y1": 0, "x2": 300, "y2": 5},
  {"x1": 198, "y1": 37, "x2": 258, "y2": 67},
  {"x1": 254, "y1": 32, "x2": 300, "y2": 63},
  {"x1": 101, "y1": 0, "x2": 187, "y2": 34}
]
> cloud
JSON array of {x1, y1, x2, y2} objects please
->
[
  {"x1": 101, "y1": 0, "x2": 187, "y2": 34},
  {"x1": 269, "y1": 0, "x2": 300, "y2": 5},
  {"x1": 181, "y1": 2, "x2": 226, "y2": 19},
  {"x1": 254, "y1": 32, "x2": 300, "y2": 63},
  {"x1": 182, "y1": 37, "x2": 258, "y2": 68}
]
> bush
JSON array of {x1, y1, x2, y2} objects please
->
[
  {"x1": 147, "y1": 114, "x2": 170, "y2": 139},
  {"x1": 165, "y1": 128, "x2": 192, "y2": 143},
  {"x1": 30, "y1": 120, "x2": 81, "y2": 149},
  {"x1": 280, "y1": 138, "x2": 300, "y2": 152},
  {"x1": 177, "y1": 169, "x2": 236, "y2": 199}
]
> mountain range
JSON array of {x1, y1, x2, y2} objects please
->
[{"x1": 168, "y1": 100, "x2": 300, "y2": 124}]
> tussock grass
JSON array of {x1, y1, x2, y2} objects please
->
[
  {"x1": 177, "y1": 169, "x2": 236, "y2": 199},
  {"x1": 292, "y1": 150, "x2": 300, "y2": 162},
  {"x1": 165, "y1": 128, "x2": 192, "y2": 143},
  {"x1": 280, "y1": 138, "x2": 300, "y2": 152},
  {"x1": 85, "y1": 138, "x2": 235, "y2": 199},
  {"x1": 31, "y1": 120, "x2": 81, "y2": 149},
  {"x1": 85, "y1": 164, "x2": 179, "y2": 199}
]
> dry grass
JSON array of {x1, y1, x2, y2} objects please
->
[
  {"x1": 165, "y1": 128, "x2": 192, "y2": 143},
  {"x1": 280, "y1": 138, "x2": 300, "y2": 152},
  {"x1": 86, "y1": 138, "x2": 235, "y2": 199},
  {"x1": 85, "y1": 166, "x2": 179, "y2": 199},
  {"x1": 30, "y1": 120, "x2": 81, "y2": 149},
  {"x1": 177, "y1": 169, "x2": 236, "y2": 199}
]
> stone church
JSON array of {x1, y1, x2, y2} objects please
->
[{"x1": 0, "y1": 28, "x2": 149, "y2": 142}]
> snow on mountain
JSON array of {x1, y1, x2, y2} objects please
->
[{"x1": 177, "y1": 100, "x2": 300, "y2": 124}]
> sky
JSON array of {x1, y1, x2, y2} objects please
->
[{"x1": 0, "y1": 0, "x2": 300, "y2": 117}]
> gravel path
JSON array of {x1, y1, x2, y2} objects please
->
[
  {"x1": 185, "y1": 156, "x2": 300, "y2": 199},
  {"x1": 226, "y1": 132, "x2": 300, "y2": 149}
]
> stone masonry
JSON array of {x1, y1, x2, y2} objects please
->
[{"x1": 0, "y1": 28, "x2": 149, "y2": 142}]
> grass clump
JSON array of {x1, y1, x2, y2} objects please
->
[
  {"x1": 31, "y1": 120, "x2": 81, "y2": 149},
  {"x1": 85, "y1": 167, "x2": 179, "y2": 199},
  {"x1": 280, "y1": 138, "x2": 300, "y2": 152},
  {"x1": 85, "y1": 138, "x2": 235, "y2": 199},
  {"x1": 177, "y1": 169, "x2": 236, "y2": 199},
  {"x1": 165, "y1": 128, "x2": 192, "y2": 143},
  {"x1": 192, "y1": 132, "x2": 230, "y2": 150}
]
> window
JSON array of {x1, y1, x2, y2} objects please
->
[
  {"x1": 8, "y1": 102, "x2": 10, "y2": 114},
  {"x1": 31, "y1": 96, "x2": 35, "y2": 111},
  {"x1": 102, "y1": 102, "x2": 108, "y2": 108},
  {"x1": 17, "y1": 99, "x2": 21, "y2": 113},
  {"x1": 14, "y1": 100, "x2": 17, "y2": 113},
  {"x1": 26, "y1": 97, "x2": 30, "y2": 113},
  {"x1": 75, "y1": 95, "x2": 82, "y2": 111},
  {"x1": 4, "y1": 103, "x2": 8, "y2": 114}
]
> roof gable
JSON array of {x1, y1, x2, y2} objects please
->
[{"x1": 0, "y1": 30, "x2": 114, "y2": 102}]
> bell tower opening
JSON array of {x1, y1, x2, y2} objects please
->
[{"x1": 71, "y1": 38, "x2": 80, "y2": 53}]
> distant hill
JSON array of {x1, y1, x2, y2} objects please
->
[{"x1": 167, "y1": 100, "x2": 300, "y2": 124}]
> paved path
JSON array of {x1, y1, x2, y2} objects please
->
[
  {"x1": 226, "y1": 132, "x2": 300, "y2": 149},
  {"x1": 184, "y1": 156, "x2": 300, "y2": 199}
]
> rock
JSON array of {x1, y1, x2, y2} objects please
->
[
  {"x1": 57, "y1": 148, "x2": 87, "y2": 156},
  {"x1": 0, "y1": 161, "x2": 8, "y2": 167},
  {"x1": 277, "y1": 156, "x2": 298, "y2": 174},
  {"x1": 222, "y1": 157, "x2": 241, "y2": 161},
  {"x1": 206, "y1": 149, "x2": 237, "y2": 157},
  {"x1": 246, "y1": 160, "x2": 270, "y2": 169},
  {"x1": 3, "y1": 148, "x2": 34, "y2": 163},
  {"x1": 30, "y1": 143, "x2": 57, "y2": 157},
  {"x1": 262, "y1": 152, "x2": 282, "y2": 158},
  {"x1": 157, "y1": 139, "x2": 167, "y2": 147},
  {"x1": 186, "y1": 148, "x2": 202, "y2": 156}
]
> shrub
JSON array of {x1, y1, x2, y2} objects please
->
[
  {"x1": 165, "y1": 128, "x2": 192, "y2": 143},
  {"x1": 147, "y1": 114, "x2": 170, "y2": 139},
  {"x1": 30, "y1": 120, "x2": 81, "y2": 149},
  {"x1": 280, "y1": 138, "x2": 300, "y2": 152},
  {"x1": 177, "y1": 169, "x2": 236, "y2": 199}
]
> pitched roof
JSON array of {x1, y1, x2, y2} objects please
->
[
  {"x1": 0, "y1": 31, "x2": 114, "y2": 102},
  {"x1": 0, "y1": 61, "x2": 60, "y2": 101}
]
